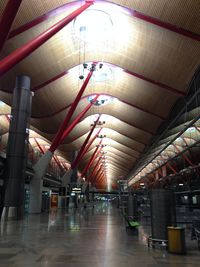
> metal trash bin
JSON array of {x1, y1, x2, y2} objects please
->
[{"x1": 168, "y1": 227, "x2": 186, "y2": 254}]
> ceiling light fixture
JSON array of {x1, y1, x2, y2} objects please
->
[{"x1": 73, "y1": 9, "x2": 113, "y2": 44}]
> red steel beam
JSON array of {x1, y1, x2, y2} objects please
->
[
  {"x1": 95, "y1": 170, "x2": 105, "y2": 185},
  {"x1": 8, "y1": 2, "x2": 79, "y2": 39},
  {"x1": 59, "y1": 95, "x2": 99, "y2": 146},
  {"x1": 51, "y1": 95, "x2": 99, "y2": 152},
  {"x1": 0, "y1": 1, "x2": 93, "y2": 77},
  {"x1": 96, "y1": 176, "x2": 105, "y2": 186},
  {"x1": 72, "y1": 127, "x2": 102, "y2": 168},
  {"x1": 8, "y1": 1, "x2": 199, "y2": 42},
  {"x1": 173, "y1": 144, "x2": 194, "y2": 167},
  {"x1": 0, "y1": 0, "x2": 22, "y2": 52},
  {"x1": 53, "y1": 155, "x2": 64, "y2": 172},
  {"x1": 81, "y1": 139, "x2": 103, "y2": 178},
  {"x1": 195, "y1": 126, "x2": 200, "y2": 133},
  {"x1": 93, "y1": 167, "x2": 103, "y2": 182},
  {"x1": 98, "y1": 174, "x2": 106, "y2": 185},
  {"x1": 34, "y1": 138, "x2": 64, "y2": 171},
  {"x1": 92, "y1": 164, "x2": 103, "y2": 179},
  {"x1": 34, "y1": 138, "x2": 45, "y2": 154},
  {"x1": 32, "y1": 90, "x2": 166, "y2": 121},
  {"x1": 124, "y1": 68, "x2": 185, "y2": 97},
  {"x1": 32, "y1": 77, "x2": 181, "y2": 119},
  {"x1": 49, "y1": 69, "x2": 95, "y2": 152},
  {"x1": 83, "y1": 144, "x2": 103, "y2": 179},
  {"x1": 129, "y1": 8, "x2": 200, "y2": 42},
  {"x1": 33, "y1": 70, "x2": 69, "y2": 92},
  {"x1": 61, "y1": 161, "x2": 68, "y2": 171},
  {"x1": 88, "y1": 157, "x2": 102, "y2": 182},
  {"x1": 71, "y1": 115, "x2": 101, "y2": 169},
  {"x1": 159, "y1": 154, "x2": 177, "y2": 174},
  {"x1": 77, "y1": 128, "x2": 102, "y2": 163}
]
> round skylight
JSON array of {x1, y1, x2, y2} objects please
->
[
  {"x1": 73, "y1": 9, "x2": 113, "y2": 44},
  {"x1": 92, "y1": 64, "x2": 112, "y2": 82},
  {"x1": 88, "y1": 94, "x2": 114, "y2": 106}
]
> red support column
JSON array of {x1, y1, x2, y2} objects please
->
[
  {"x1": 95, "y1": 170, "x2": 104, "y2": 185},
  {"x1": 61, "y1": 162, "x2": 69, "y2": 171},
  {"x1": 34, "y1": 138, "x2": 65, "y2": 173},
  {"x1": 34, "y1": 138, "x2": 45, "y2": 154},
  {"x1": 0, "y1": 1, "x2": 93, "y2": 76},
  {"x1": 173, "y1": 144, "x2": 194, "y2": 167},
  {"x1": 74, "y1": 127, "x2": 102, "y2": 166},
  {"x1": 50, "y1": 68, "x2": 95, "y2": 152},
  {"x1": 195, "y1": 126, "x2": 200, "y2": 133},
  {"x1": 53, "y1": 155, "x2": 64, "y2": 172},
  {"x1": 81, "y1": 140, "x2": 103, "y2": 178},
  {"x1": 95, "y1": 164, "x2": 103, "y2": 177},
  {"x1": 88, "y1": 157, "x2": 102, "y2": 182},
  {"x1": 71, "y1": 114, "x2": 101, "y2": 169},
  {"x1": 93, "y1": 169, "x2": 103, "y2": 185},
  {"x1": 159, "y1": 154, "x2": 177, "y2": 174},
  {"x1": 0, "y1": 0, "x2": 22, "y2": 52},
  {"x1": 49, "y1": 94, "x2": 99, "y2": 152},
  {"x1": 98, "y1": 175, "x2": 106, "y2": 185},
  {"x1": 93, "y1": 167, "x2": 102, "y2": 181}
]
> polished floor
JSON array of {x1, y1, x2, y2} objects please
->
[{"x1": 0, "y1": 202, "x2": 200, "y2": 267}]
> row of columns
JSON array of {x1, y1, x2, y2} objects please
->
[
  {"x1": 0, "y1": 74, "x2": 98, "y2": 220},
  {"x1": 122, "y1": 189, "x2": 176, "y2": 240},
  {"x1": 0, "y1": 1, "x2": 101, "y2": 220}
]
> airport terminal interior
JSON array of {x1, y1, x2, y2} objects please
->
[{"x1": 0, "y1": 0, "x2": 200, "y2": 266}]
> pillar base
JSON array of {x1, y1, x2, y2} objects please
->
[
  {"x1": 29, "y1": 150, "x2": 53, "y2": 214},
  {"x1": 29, "y1": 176, "x2": 43, "y2": 214},
  {"x1": 1, "y1": 206, "x2": 23, "y2": 221}
]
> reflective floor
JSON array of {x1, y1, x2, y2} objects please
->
[{"x1": 0, "y1": 202, "x2": 200, "y2": 267}]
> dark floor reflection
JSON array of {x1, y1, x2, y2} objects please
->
[{"x1": 0, "y1": 202, "x2": 200, "y2": 267}]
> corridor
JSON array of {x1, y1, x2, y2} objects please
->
[{"x1": 0, "y1": 203, "x2": 200, "y2": 267}]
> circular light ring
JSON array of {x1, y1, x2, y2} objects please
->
[
  {"x1": 73, "y1": 9, "x2": 113, "y2": 44},
  {"x1": 88, "y1": 94, "x2": 114, "y2": 106}
]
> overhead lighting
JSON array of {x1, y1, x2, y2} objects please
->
[
  {"x1": 0, "y1": 100, "x2": 6, "y2": 107},
  {"x1": 92, "y1": 63, "x2": 112, "y2": 82},
  {"x1": 73, "y1": 9, "x2": 113, "y2": 45},
  {"x1": 185, "y1": 127, "x2": 196, "y2": 133},
  {"x1": 88, "y1": 94, "x2": 114, "y2": 106}
]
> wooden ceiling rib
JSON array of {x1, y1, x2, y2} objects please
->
[
  {"x1": 112, "y1": 0, "x2": 200, "y2": 35},
  {"x1": 0, "y1": 0, "x2": 200, "y2": 188}
]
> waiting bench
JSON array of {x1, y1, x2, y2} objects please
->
[{"x1": 123, "y1": 214, "x2": 140, "y2": 231}]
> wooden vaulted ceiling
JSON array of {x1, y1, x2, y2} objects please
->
[{"x1": 0, "y1": 0, "x2": 200, "y2": 189}]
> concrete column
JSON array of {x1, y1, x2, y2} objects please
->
[
  {"x1": 2, "y1": 75, "x2": 32, "y2": 220},
  {"x1": 127, "y1": 193, "x2": 138, "y2": 219},
  {"x1": 29, "y1": 150, "x2": 53, "y2": 213},
  {"x1": 151, "y1": 189, "x2": 176, "y2": 240},
  {"x1": 67, "y1": 151, "x2": 78, "y2": 209},
  {"x1": 70, "y1": 151, "x2": 78, "y2": 185}
]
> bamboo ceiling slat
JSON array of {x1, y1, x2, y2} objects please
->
[
  {"x1": 0, "y1": 0, "x2": 8, "y2": 17},
  {"x1": 1, "y1": 12, "x2": 199, "y2": 92},
  {"x1": 112, "y1": 0, "x2": 200, "y2": 34},
  {"x1": 11, "y1": 0, "x2": 75, "y2": 30},
  {"x1": 0, "y1": 0, "x2": 199, "y2": 183}
]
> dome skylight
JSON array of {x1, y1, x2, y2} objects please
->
[{"x1": 73, "y1": 9, "x2": 113, "y2": 44}]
